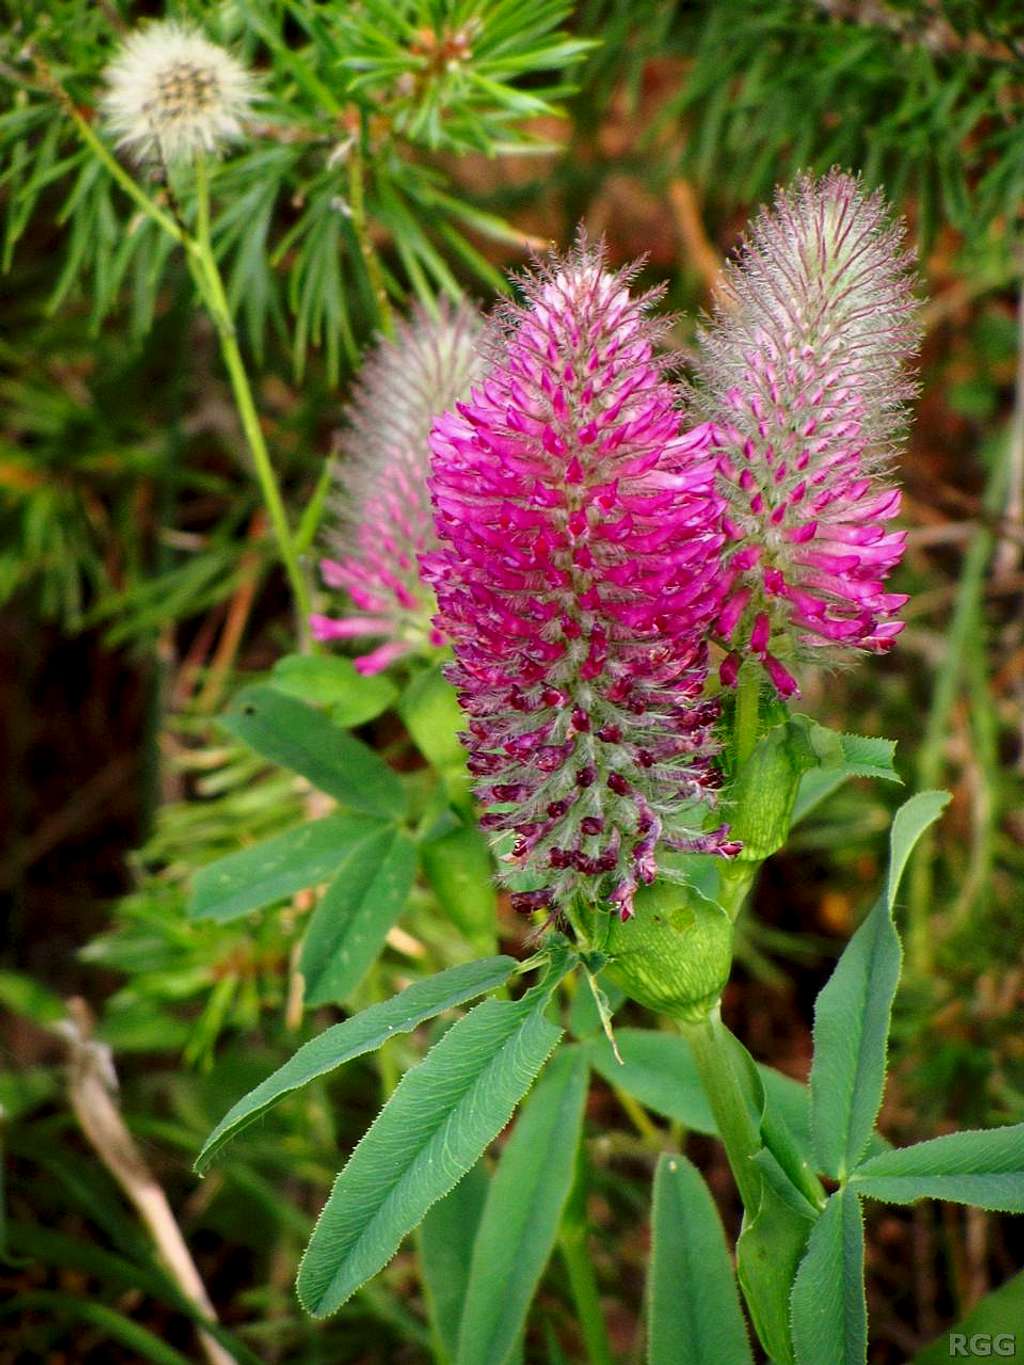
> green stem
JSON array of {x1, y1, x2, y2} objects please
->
[
  {"x1": 559, "y1": 1224, "x2": 614, "y2": 1365},
  {"x1": 733, "y1": 659, "x2": 762, "y2": 769},
  {"x1": 611, "y1": 1083, "x2": 661, "y2": 1145},
  {"x1": 716, "y1": 662, "x2": 765, "y2": 923},
  {"x1": 191, "y1": 156, "x2": 312, "y2": 642},
  {"x1": 63, "y1": 79, "x2": 312, "y2": 643},
  {"x1": 680, "y1": 1009, "x2": 762, "y2": 1212},
  {"x1": 60, "y1": 95, "x2": 189, "y2": 249}
]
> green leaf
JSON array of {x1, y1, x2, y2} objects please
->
[
  {"x1": 419, "y1": 1162, "x2": 490, "y2": 1364},
  {"x1": 912, "y1": 1270, "x2": 1024, "y2": 1364},
  {"x1": 648, "y1": 1153, "x2": 754, "y2": 1365},
  {"x1": 790, "y1": 1188, "x2": 867, "y2": 1365},
  {"x1": 301, "y1": 827, "x2": 417, "y2": 1005},
  {"x1": 0, "y1": 969, "x2": 64, "y2": 1024},
  {"x1": 833, "y1": 733, "x2": 900, "y2": 782},
  {"x1": 850, "y1": 1124, "x2": 1024, "y2": 1211},
  {"x1": 189, "y1": 812, "x2": 386, "y2": 923},
  {"x1": 792, "y1": 730, "x2": 901, "y2": 826},
  {"x1": 736, "y1": 1186, "x2": 811, "y2": 1365},
  {"x1": 296, "y1": 990, "x2": 562, "y2": 1317},
  {"x1": 457, "y1": 1047, "x2": 589, "y2": 1365},
  {"x1": 270, "y1": 653, "x2": 398, "y2": 727},
  {"x1": 400, "y1": 665, "x2": 468, "y2": 792},
  {"x1": 710, "y1": 1028, "x2": 821, "y2": 1365},
  {"x1": 221, "y1": 683, "x2": 407, "y2": 819},
  {"x1": 194, "y1": 957, "x2": 517, "y2": 1174},
  {"x1": 420, "y1": 821, "x2": 498, "y2": 953},
  {"x1": 587, "y1": 1029, "x2": 714, "y2": 1134},
  {"x1": 587, "y1": 1029, "x2": 815, "y2": 1160},
  {"x1": 810, "y1": 791, "x2": 951, "y2": 1178}
]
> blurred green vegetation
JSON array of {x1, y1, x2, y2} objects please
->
[{"x1": 2, "y1": 1, "x2": 1024, "y2": 1360}]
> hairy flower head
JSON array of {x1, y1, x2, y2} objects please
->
[
  {"x1": 313, "y1": 300, "x2": 483, "y2": 674},
  {"x1": 101, "y1": 21, "x2": 255, "y2": 164},
  {"x1": 426, "y1": 241, "x2": 734, "y2": 922},
  {"x1": 692, "y1": 170, "x2": 920, "y2": 696}
]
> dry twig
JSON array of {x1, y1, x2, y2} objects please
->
[{"x1": 60, "y1": 999, "x2": 234, "y2": 1365}]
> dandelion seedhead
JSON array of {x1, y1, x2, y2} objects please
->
[
  {"x1": 692, "y1": 170, "x2": 920, "y2": 696},
  {"x1": 426, "y1": 240, "x2": 735, "y2": 922},
  {"x1": 101, "y1": 21, "x2": 255, "y2": 165},
  {"x1": 313, "y1": 300, "x2": 483, "y2": 675}
]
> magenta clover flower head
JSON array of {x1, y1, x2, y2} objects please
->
[
  {"x1": 312, "y1": 300, "x2": 483, "y2": 674},
  {"x1": 425, "y1": 239, "x2": 736, "y2": 922},
  {"x1": 692, "y1": 170, "x2": 920, "y2": 698}
]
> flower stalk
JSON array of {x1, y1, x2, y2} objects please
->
[
  {"x1": 680, "y1": 1009, "x2": 764, "y2": 1212},
  {"x1": 53, "y1": 26, "x2": 312, "y2": 638},
  {"x1": 189, "y1": 154, "x2": 312, "y2": 640}
]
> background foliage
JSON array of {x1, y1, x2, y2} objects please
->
[{"x1": 2, "y1": 0, "x2": 1024, "y2": 1360}]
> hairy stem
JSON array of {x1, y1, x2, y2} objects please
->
[{"x1": 679, "y1": 1009, "x2": 763, "y2": 1212}]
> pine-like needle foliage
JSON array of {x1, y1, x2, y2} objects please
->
[{"x1": 1, "y1": 1, "x2": 593, "y2": 378}]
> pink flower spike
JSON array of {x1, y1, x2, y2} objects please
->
[
  {"x1": 427, "y1": 236, "x2": 730, "y2": 919},
  {"x1": 692, "y1": 170, "x2": 920, "y2": 693},
  {"x1": 313, "y1": 300, "x2": 483, "y2": 666}
]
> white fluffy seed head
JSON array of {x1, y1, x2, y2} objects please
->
[{"x1": 101, "y1": 21, "x2": 255, "y2": 164}]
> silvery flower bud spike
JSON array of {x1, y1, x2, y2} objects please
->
[
  {"x1": 693, "y1": 170, "x2": 921, "y2": 697},
  {"x1": 313, "y1": 301, "x2": 483, "y2": 674}
]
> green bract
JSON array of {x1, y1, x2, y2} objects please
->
[{"x1": 597, "y1": 882, "x2": 734, "y2": 1023}]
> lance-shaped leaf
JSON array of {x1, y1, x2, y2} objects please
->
[
  {"x1": 300, "y1": 826, "x2": 417, "y2": 1005},
  {"x1": 849, "y1": 1123, "x2": 1024, "y2": 1211},
  {"x1": 419, "y1": 1162, "x2": 490, "y2": 1364},
  {"x1": 194, "y1": 956, "x2": 516, "y2": 1174},
  {"x1": 790, "y1": 1187, "x2": 867, "y2": 1365},
  {"x1": 811, "y1": 791, "x2": 950, "y2": 1178},
  {"x1": 296, "y1": 989, "x2": 562, "y2": 1318},
  {"x1": 648, "y1": 1153, "x2": 754, "y2": 1365},
  {"x1": 221, "y1": 683, "x2": 407, "y2": 819},
  {"x1": 456, "y1": 1046, "x2": 589, "y2": 1365},
  {"x1": 189, "y1": 811, "x2": 386, "y2": 923}
]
